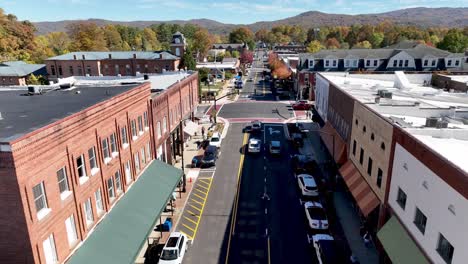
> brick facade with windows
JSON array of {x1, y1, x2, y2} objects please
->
[{"x1": 0, "y1": 72, "x2": 199, "y2": 263}]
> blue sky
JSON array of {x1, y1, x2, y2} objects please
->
[{"x1": 2, "y1": 0, "x2": 467, "y2": 24}]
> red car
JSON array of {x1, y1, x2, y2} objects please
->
[{"x1": 292, "y1": 100, "x2": 312, "y2": 110}]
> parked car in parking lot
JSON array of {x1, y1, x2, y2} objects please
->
[
  {"x1": 292, "y1": 100, "x2": 312, "y2": 110},
  {"x1": 269, "y1": 140, "x2": 281, "y2": 155},
  {"x1": 201, "y1": 145, "x2": 218, "y2": 168},
  {"x1": 158, "y1": 232, "x2": 188, "y2": 264},
  {"x1": 297, "y1": 174, "x2": 319, "y2": 197},
  {"x1": 248, "y1": 138, "x2": 261, "y2": 153},
  {"x1": 209, "y1": 132, "x2": 222, "y2": 148},
  {"x1": 304, "y1": 201, "x2": 329, "y2": 230}
]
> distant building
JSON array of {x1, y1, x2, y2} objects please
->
[
  {"x1": 297, "y1": 41, "x2": 466, "y2": 100},
  {"x1": 274, "y1": 43, "x2": 306, "y2": 53},
  {"x1": 211, "y1": 43, "x2": 247, "y2": 54},
  {"x1": 196, "y1": 57, "x2": 240, "y2": 75},
  {"x1": 45, "y1": 33, "x2": 185, "y2": 82},
  {"x1": 0, "y1": 61, "x2": 46, "y2": 86}
]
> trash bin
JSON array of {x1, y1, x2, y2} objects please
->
[{"x1": 162, "y1": 218, "x2": 172, "y2": 231}]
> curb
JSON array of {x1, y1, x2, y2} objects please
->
[{"x1": 217, "y1": 117, "x2": 230, "y2": 139}]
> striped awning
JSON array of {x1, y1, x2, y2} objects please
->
[{"x1": 339, "y1": 160, "x2": 380, "y2": 217}]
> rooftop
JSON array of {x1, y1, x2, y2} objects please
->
[
  {"x1": 320, "y1": 71, "x2": 468, "y2": 173},
  {"x1": 46, "y1": 51, "x2": 179, "y2": 61},
  {"x1": 0, "y1": 83, "x2": 140, "y2": 143},
  {"x1": 0, "y1": 61, "x2": 46, "y2": 77}
]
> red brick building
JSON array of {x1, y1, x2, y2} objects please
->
[{"x1": 0, "y1": 72, "x2": 198, "y2": 263}]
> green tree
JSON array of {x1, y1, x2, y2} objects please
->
[
  {"x1": 67, "y1": 23, "x2": 107, "y2": 51},
  {"x1": 229, "y1": 27, "x2": 255, "y2": 50},
  {"x1": 142, "y1": 28, "x2": 161, "y2": 50},
  {"x1": 437, "y1": 29, "x2": 468, "y2": 53},
  {"x1": 353, "y1": 40, "x2": 372, "y2": 49},
  {"x1": 45, "y1": 32, "x2": 70, "y2": 55},
  {"x1": 232, "y1": 50, "x2": 240, "y2": 58},
  {"x1": 306, "y1": 40, "x2": 324, "y2": 53},
  {"x1": 369, "y1": 32, "x2": 384, "y2": 48},
  {"x1": 27, "y1": 73, "x2": 40, "y2": 85},
  {"x1": 179, "y1": 48, "x2": 196, "y2": 70},
  {"x1": 103, "y1": 25, "x2": 123, "y2": 50},
  {"x1": 191, "y1": 28, "x2": 213, "y2": 59}
]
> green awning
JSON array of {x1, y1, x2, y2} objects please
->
[
  {"x1": 67, "y1": 160, "x2": 182, "y2": 264},
  {"x1": 377, "y1": 216, "x2": 429, "y2": 264}
]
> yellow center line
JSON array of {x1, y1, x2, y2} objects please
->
[
  {"x1": 225, "y1": 132, "x2": 248, "y2": 264},
  {"x1": 182, "y1": 223, "x2": 195, "y2": 232},
  {"x1": 184, "y1": 216, "x2": 198, "y2": 225}
]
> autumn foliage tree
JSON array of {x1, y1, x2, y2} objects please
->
[
  {"x1": 240, "y1": 50, "x2": 253, "y2": 65},
  {"x1": 268, "y1": 53, "x2": 291, "y2": 79}
]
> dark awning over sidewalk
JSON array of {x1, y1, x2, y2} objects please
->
[
  {"x1": 339, "y1": 160, "x2": 380, "y2": 217},
  {"x1": 67, "y1": 160, "x2": 182, "y2": 264},
  {"x1": 377, "y1": 216, "x2": 429, "y2": 264},
  {"x1": 319, "y1": 122, "x2": 347, "y2": 165}
]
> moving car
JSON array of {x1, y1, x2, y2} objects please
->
[
  {"x1": 158, "y1": 232, "x2": 188, "y2": 264},
  {"x1": 201, "y1": 145, "x2": 218, "y2": 168},
  {"x1": 304, "y1": 201, "x2": 329, "y2": 230},
  {"x1": 312, "y1": 234, "x2": 342, "y2": 264},
  {"x1": 248, "y1": 138, "x2": 261, "y2": 153},
  {"x1": 269, "y1": 140, "x2": 281, "y2": 155},
  {"x1": 251, "y1": 120, "x2": 262, "y2": 132},
  {"x1": 297, "y1": 174, "x2": 319, "y2": 197},
  {"x1": 209, "y1": 132, "x2": 221, "y2": 148},
  {"x1": 292, "y1": 100, "x2": 312, "y2": 110}
]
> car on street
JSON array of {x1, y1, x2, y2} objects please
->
[
  {"x1": 292, "y1": 154, "x2": 318, "y2": 174},
  {"x1": 312, "y1": 234, "x2": 341, "y2": 264},
  {"x1": 297, "y1": 174, "x2": 319, "y2": 197},
  {"x1": 158, "y1": 232, "x2": 188, "y2": 264},
  {"x1": 248, "y1": 138, "x2": 261, "y2": 153},
  {"x1": 251, "y1": 120, "x2": 262, "y2": 132},
  {"x1": 209, "y1": 132, "x2": 222, "y2": 148},
  {"x1": 292, "y1": 100, "x2": 312, "y2": 110},
  {"x1": 269, "y1": 140, "x2": 281, "y2": 155},
  {"x1": 201, "y1": 145, "x2": 218, "y2": 168},
  {"x1": 243, "y1": 125, "x2": 252, "y2": 133},
  {"x1": 304, "y1": 201, "x2": 329, "y2": 230}
]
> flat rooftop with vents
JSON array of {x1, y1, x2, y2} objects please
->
[{"x1": 320, "y1": 71, "x2": 468, "y2": 173}]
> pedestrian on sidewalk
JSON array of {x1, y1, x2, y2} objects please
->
[{"x1": 201, "y1": 126, "x2": 205, "y2": 139}]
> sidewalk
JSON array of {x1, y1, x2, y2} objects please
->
[{"x1": 298, "y1": 122, "x2": 379, "y2": 264}]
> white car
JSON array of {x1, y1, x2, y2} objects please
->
[
  {"x1": 158, "y1": 232, "x2": 188, "y2": 264},
  {"x1": 209, "y1": 132, "x2": 221, "y2": 148},
  {"x1": 312, "y1": 234, "x2": 336, "y2": 264},
  {"x1": 251, "y1": 120, "x2": 262, "y2": 131},
  {"x1": 304, "y1": 201, "x2": 329, "y2": 230},
  {"x1": 248, "y1": 138, "x2": 261, "y2": 153},
  {"x1": 297, "y1": 174, "x2": 319, "y2": 197}
]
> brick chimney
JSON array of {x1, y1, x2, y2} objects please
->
[
  {"x1": 82, "y1": 54, "x2": 85, "y2": 60},
  {"x1": 109, "y1": 53, "x2": 112, "y2": 59}
]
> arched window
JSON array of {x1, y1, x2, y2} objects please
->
[
  {"x1": 175, "y1": 48, "x2": 180, "y2": 56},
  {"x1": 381, "y1": 142, "x2": 386, "y2": 151},
  {"x1": 371, "y1": 133, "x2": 375, "y2": 141}
]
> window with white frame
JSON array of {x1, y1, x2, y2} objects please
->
[
  {"x1": 163, "y1": 117, "x2": 167, "y2": 132},
  {"x1": 447, "y1": 59, "x2": 452, "y2": 66},
  {"x1": 373, "y1": 60, "x2": 378, "y2": 66},
  {"x1": 115, "y1": 171, "x2": 122, "y2": 194},
  {"x1": 431, "y1": 59, "x2": 436, "y2": 66},
  {"x1": 102, "y1": 138, "x2": 111, "y2": 162},
  {"x1": 95, "y1": 188, "x2": 104, "y2": 214},
  {"x1": 33, "y1": 182, "x2": 48, "y2": 215},
  {"x1": 131, "y1": 120, "x2": 137, "y2": 138},
  {"x1": 88, "y1": 147, "x2": 98, "y2": 173},
  {"x1": 110, "y1": 133, "x2": 118, "y2": 156},
  {"x1": 366, "y1": 60, "x2": 371, "y2": 67},
  {"x1": 134, "y1": 153, "x2": 140, "y2": 173},
  {"x1": 107, "y1": 178, "x2": 115, "y2": 201},
  {"x1": 76, "y1": 155, "x2": 88, "y2": 183},
  {"x1": 325, "y1": 60, "x2": 329, "y2": 67},
  {"x1": 141, "y1": 148, "x2": 146, "y2": 165},
  {"x1": 455, "y1": 59, "x2": 460, "y2": 66},
  {"x1": 308, "y1": 59, "x2": 314, "y2": 68},
  {"x1": 65, "y1": 215, "x2": 78, "y2": 246},
  {"x1": 57, "y1": 167, "x2": 70, "y2": 199},
  {"x1": 83, "y1": 198, "x2": 93, "y2": 227},
  {"x1": 404, "y1": 60, "x2": 409, "y2": 67},
  {"x1": 398, "y1": 60, "x2": 403, "y2": 67},
  {"x1": 146, "y1": 142, "x2": 151, "y2": 162},
  {"x1": 143, "y1": 112, "x2": 149, "y2": 129},
  {"x1": 125, "y1": 160, "x2": 132, "y2": 183},
  {"x1": 332, "y1": 60, "x2": 337, "y2": 67},
  {"x1": 138, "y1": 116, "x2": 144, "y2": 134},
  {"x1": 42, "y1": 234, "x2": 58, "y2": 264},
  {"x1": 121, "y1": 126, "x2": 128, "y2": 146},
  {"x1": 157, "y1": 121, "x2": 162, "y2": 139}
]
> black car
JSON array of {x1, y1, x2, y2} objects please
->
[{"x1": 201, "y1": 145, "x2": 218, "y2": 168}]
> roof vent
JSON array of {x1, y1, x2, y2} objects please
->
[
  {"x1": 425, "y1": 117, "x2": 439, "y2": 127},
  {"x1": 82, "y1": 54, "x2": 85, "y2": 60},
  {"x1": 109, "y1": 54, "x2": 112, "y2": 59},
  {"x1": 414, "y1": 102, "x2": 421, "y2": 107},
  {"x1": 377, "y1": 89, "x2": 388, "y2": 97}
]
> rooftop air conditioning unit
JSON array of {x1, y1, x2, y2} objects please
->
[
  {"x1": 377, "y1": 89, "x2": 388, "y2": 97},
  {"x1": 436, "y1": 120, "x2": 448, "y2": 128},
  {"x1": 382, "y1": 91, "x2": 393, "y2": 99},
  {"x1": 425, "y1": 117, "x2": 439, "y2": 127},
  {"x1": 59, "y1": 82, "x2": 74, "y2": 89}
]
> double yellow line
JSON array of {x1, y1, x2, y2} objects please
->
[{"x1": 225, "y1": 133, "x2": 248, "y2": 264}]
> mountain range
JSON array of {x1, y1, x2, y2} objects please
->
[{"x1": 33, "y1": 7, "x2": 468, "y2": 35}]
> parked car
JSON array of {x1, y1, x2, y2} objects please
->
[
  {"x1": 291, "y1": 133, "x2": 303, "y2": 147},
  {"x1": 248, "y1": 138, "x2": 261, "y2": 153},
  {"x1": 251, "y1": 120, "x2": 262, "y2": 132},
  {"x1": 297, "y1": 174, "x2": 319, "y2": 197},
  {"x1": 158, "y1": 232, "x2": 188, "y2": 264},
  {"x1": 312, "y1": 234, "x2": 342, "y2": 264},
  {"x1": 201, "y1": 145, "x2": 218, "y2": 168},
  {"x1": 243, "y1": 125, "x2": 252, "y2": 133},
  {"x1": 292, "y1": 100, "x2": 312, "y2": 110},
  {"x1": 304, "y1": 201, "x2": 329, "y2": 230},
  {"x1": 291, "y1": 154, "x2": 318, "y2": 174},
  {"x1": 209, "y1": 132, "x2": 222, "y2": 148},
  {"x1": 269, "y1": 140, "x2": 281, "y2": 155}
]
